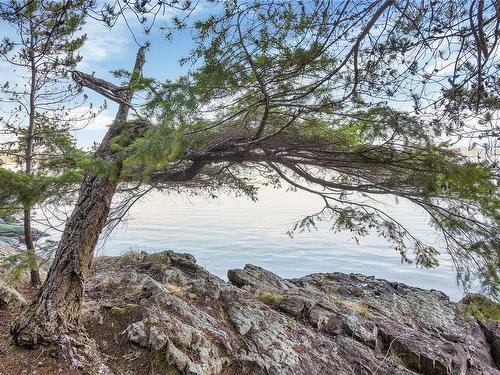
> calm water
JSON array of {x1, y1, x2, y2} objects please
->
[{"x1": 96, "y1": 187, "x2": 464, "y2": 301}]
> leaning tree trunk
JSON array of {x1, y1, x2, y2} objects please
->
[{"x1": 11, "y1": 46, "x2": 147, "y2": 348}]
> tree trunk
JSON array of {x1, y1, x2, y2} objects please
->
[
  {"x1": 25, "y1": 23, "x2": 41, "y2": 287},
  {"x1": 23, "y1": 208, "x2": 41, "y2": 288},
  {"x1": 11, "y1": 46, "x2": 147, "y2": 348}
]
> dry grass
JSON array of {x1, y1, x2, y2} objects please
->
[
  {"x1": 164, "y1": 282, "x2": 186, "y2": 297},
  {"x1": 341, "y1": 300, "x2": 370, "y2": 320}
]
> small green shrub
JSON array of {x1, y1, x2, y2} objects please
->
[
  {"x1": 110, "y1": 304, "x2": 138, "y2": 316},
  {"x1": 257, "y1": 291, "x2": 284, "y2": 306},
  {"x1": 110, "y1": 306, "x2": 127, "y2": 316}
]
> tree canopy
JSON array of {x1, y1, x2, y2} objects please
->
[
  {"x1": 0, "y1": 0, "x2": 101, "y2": 214},
  {"x1": 3, "y1": 0, "x2": 499, "y2": 355},
  {"x1": 0, "y1": 1, "x2": 497, "y2": 294},
  {"x1": 0, "y1": 0, "x2": 100, "y2": 284},
  {"x1": 112, "y1": 0, "x2": 499, "y2": 296}
]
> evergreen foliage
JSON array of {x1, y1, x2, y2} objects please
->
[
  {"x1": 4, "y1": 0, "x2": 499, "y2": 352},
  {"x1": 1, "y1": 0, "x2": 498, "y2": 298},
  {"x1": 0, "y1": 0, "x2": 98, "y2": 283},
  {"x1": 123, "y1": 0, "x2": 499, "y2": 297}
]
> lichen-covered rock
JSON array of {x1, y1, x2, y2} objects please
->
[
  {"x1": 0, "y1": 241, "x2": 20, "y2": 258},
  {"x1": 483, "y1": 321, "x2": 500, "y2": 369},
  {"x1": 0, "y1": 279, "x2": 27, "y2": 309},
  {"x1": 83, "y1": 251, "x2": 500, "y2": 375},
  {"x1": 228, "y1": 264, "x2": 295, "y2": 291}
]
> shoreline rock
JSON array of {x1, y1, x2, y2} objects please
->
[
  {"x1": 0, "y1": 279, "x2": 28, "y2": 309},
  {"x1": 1, "y1": 247, "x2": 497, "y2": 374},
  {"x1": 0, "y1": 219, "x2": 47, "y2": 246},
  {"x1": 77, "y1": 250, "x2": 500, "y2": 375},
  {"x1": 0, "y1": 241, "x2": 21, "y2": 258},
  {"x1": 0, "y1": 242, "x2": 28, "y2": 309}
]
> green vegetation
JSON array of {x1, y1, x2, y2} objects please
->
[
  {"x1": 460, "y1": 294, "x2": 500, "y2": 323},
  {"x1": 257, "y1": 291, "x2": 284, "y2": 306},
  {"x1": 0, "y1": 169, "x2": 83, "y2": 216},
  {"x1": 132, "y1": 0, "x2": 500, "y2": 297},
  {"x1": 0, "y1": 0, "x2": 97, "y2": 286},
  {"x1": 109, "y1": 304, "x2": 139, "y2": 316},
  {"x1": 110, "y1": 306, "x2": 127, "y2": 316},
  {"x1": 114, "y1": 251, "x2": 145, "y2": 267},
  {"x1": 149, "y1": 252, "x2": 171, "y2": 263},
  {"x1": 387, "y1": 348, "x2": 404, "y2": 366},
  {"x1": 1, "y1": 0, "x2": 498, "y2": 352}
]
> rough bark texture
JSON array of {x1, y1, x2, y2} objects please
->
[
  {"x1": 12, "y1": 172, "x2": 121, "y2": 347},
  {"x1": 10, "y1": 46, "x2": 147, "y2": 350}
]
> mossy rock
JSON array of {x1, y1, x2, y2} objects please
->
[
  {"x1": 459, "y1": 294, "x2": 500, "y2": 323},
  {"x1": 0, "y1": 223, "x2": 23, "y2": 235},
  {"x1": 114, "y1": 251, "x2": 145, "y2": 267},
  {"x1": 148, "y1": 251, "x2": 170, "y2": 263},
  {"x1": 114, "y1": 251, "x2": 170, "y2": 269},
  {"x1": 342, "y1": 300, "x2": 370, "y2": 320}
]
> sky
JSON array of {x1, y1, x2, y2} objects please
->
[
  {"x1": 71, "y1": 9, "x2": 206, "y2": 147},
  {"x1": 0, "y1": 3, "x2": 214, "y2": 148},
  {"x1": 0, "y1": 2, "x2": 495, "y2": 153}
]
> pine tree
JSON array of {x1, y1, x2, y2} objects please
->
[
  {"x1": 0, "y1": 0, "x2": 98, "y2": 286},
  {"x1": 10, "y1": 0, "x2": 500, "y2": 362}
]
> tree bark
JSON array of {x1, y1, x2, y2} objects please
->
[
  {"x1": 23, "y1": 208, "x2": 41, "y2": 287},
  {"x1": 11, "y1": 46, "x2": 147, "y2": 347},
  {"x1": 25, "y1": 19, "x2": 41, "y2": 288}
]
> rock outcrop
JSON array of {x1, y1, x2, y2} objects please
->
[
  {"x1": 0, "y1": 279, "x2": 27, "y2": 309},
  {"x1": 0, "y1": 219, "x2": 46, "y2": 246},
  {"x1": 0, "y1": 242, "x2": 27, "y2": 309},
  {"x1": 81, "y1": 251, "x2": 500, "y2": 375},
  {"x1": 0, "y1": 241, "x2": 20, "y2": 258}
]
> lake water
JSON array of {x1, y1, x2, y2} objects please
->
[{"x1": 97, "y1": 187, "x2": 464, "y2": 301}]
